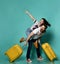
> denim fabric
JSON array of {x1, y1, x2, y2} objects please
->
[
  {"x1": 25, "y1": 28, "x2": 32, "y2": 37},
  {"x1": 26, "y1": 39, "x2": 41, "y2": 60}
]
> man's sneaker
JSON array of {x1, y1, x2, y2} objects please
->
[
  {"x1": 26, "y1": 59, "x2": 32, "y2": 63},
  {"x1": 37, "y1": 57, "x2": 44, "y2": 61}
]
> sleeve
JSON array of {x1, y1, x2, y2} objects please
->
[{"x1": 33, "y1": 19, "x2": 37, "y2": 23}]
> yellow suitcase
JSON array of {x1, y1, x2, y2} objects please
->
[
  {"x1": 5, "y1": 44, "x2": 23, "y2": 62},
  {"x1": 42, "y1": 43, "x2": 56, "y2": 61}
]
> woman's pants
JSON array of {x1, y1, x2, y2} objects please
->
[{"x1": 26, "y1": 39, "x2": 41, "y2": 60}]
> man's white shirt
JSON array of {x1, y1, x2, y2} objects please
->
[{"x1": 32, "y1": 27, "x2": 44, "y2": 39}]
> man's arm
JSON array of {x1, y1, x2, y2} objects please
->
[
  {"x1": 25, "y1": 10, "x2": 36, "y2": 23},
  {"x1": 26, "y1": 32, "x2": 34, "y2": 42},
  {"x1": 26, "y1": 27, "x2": 39, "y2": 42}
]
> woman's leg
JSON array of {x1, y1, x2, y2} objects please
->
[{"x1": 25, "y1": 28, "x2": 32, "y2": 36}]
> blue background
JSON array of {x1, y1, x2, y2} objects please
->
[{"x1": 0, "y1": 0, "x2": 60, "y2": 64}]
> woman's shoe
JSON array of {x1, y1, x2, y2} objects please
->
[{"x1": 20, "y1": 37, "x2": 25, "y2": 43}]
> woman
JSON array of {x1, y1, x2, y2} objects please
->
[{"x1": 25, "y1": 10, "x2": 51, "y2": 36}]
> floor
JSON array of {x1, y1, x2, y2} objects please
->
[
  {"x1": 0, "y1": 57, "x2": 60, "y2": 64},
  {"x1": 0, "y1": 60, "x2": 60, "y2": 64}
]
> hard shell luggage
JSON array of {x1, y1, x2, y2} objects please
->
[
  {"x1": 42, "y1": 43, "x2": 56, "y2": 61},
  {"x1": 5, "y1": 44, "x2": 23, "y2": 62}
]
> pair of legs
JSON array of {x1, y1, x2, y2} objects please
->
[{"x1": 26, "y1": 39, "x2": 41, "y2": 61}]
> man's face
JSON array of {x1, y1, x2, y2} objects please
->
[
  {"x1": 39, "y1": 19, "x2": 44, "y2": 26},
  {"x1": 40, "y1": 25, "x2": 45, "y2": 32}
]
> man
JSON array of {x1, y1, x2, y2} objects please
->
[{"x1": 25, "y1": 24, "x2": 48, "y2": 63}]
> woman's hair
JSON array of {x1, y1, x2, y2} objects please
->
[
  {"x1": 42, "y1": 18, "x2": 51, "y2": 27},
  {"x1": 40, "y1": 18, "x2": 51, "y2": 33}
]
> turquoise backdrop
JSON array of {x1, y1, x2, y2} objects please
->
[{"x1": 0, "y1": 0, "x2": 60, "y2": 64}]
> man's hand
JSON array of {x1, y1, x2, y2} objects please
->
[
  {"x1": 24, "y1": 42, "x2": 27, "y2": 46},
  {"x1": 24, "y1": 40, "x2": 28, "y2": 46}
]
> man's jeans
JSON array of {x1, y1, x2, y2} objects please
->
[{"x1": 26, "y1": 39, "x2": 41, "y2": 60}]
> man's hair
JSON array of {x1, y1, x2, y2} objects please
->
[
  {"x1": 42, "y1": 24, "x2": 47, "y2": 33},
  {"x1": 42, "y1": 18, "x2": 51, "y2": 27}
]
